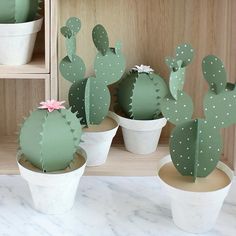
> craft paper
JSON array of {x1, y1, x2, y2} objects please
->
[
  {"x1": 0, "y1": 0, "x2": 40, "y2": 23},
  {"x1": 161, "y1": 43, "x2": 236, "y2": 181},
  {"x1": 60, "y1": 17, "x2": 126, "y2": 126},
  {"x1": 117, "y1": 69, "x2": 168, "y2": 120},
  {"x1": 20, "y1": 106, "x2": 82, "y2": 172}
]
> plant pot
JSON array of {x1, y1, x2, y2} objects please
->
[
  {"x1": 17, "y1": 148, "x2": 87, "y2": 215},
  {"x1": 157, "y1": 155, "x2": 233, "y2": 234},
  {"x1": 80, "y1": 113, "x2": 118, "y2": 166},
  {"x1": 0, "y1": 17, "x2": 43, "y2": 65},
  {"x1": 112, "y1": 113, "x2": 167, "y2": 155}
]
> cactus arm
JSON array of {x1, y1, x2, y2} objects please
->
[
  {"x1": 165, "y1": 57, "x2": 178, "y2": 71},
  {"x1": 161, "y1": 91, "x2": 193, "y2": 125},
  {"x1": 92, "y1": 24, "x2": 109, "y2": 56},
  {"x1": 66, "y1": 17, "x2": 81, "y2": 35},
  {"x1": 0, "y1": 0, "x2": 15, "y2": 23},
  {"x1": 19, "y1": 109, "x2": 47, "y2": 170},
  {"x1": 202, "y1": 55, "x2": 227, "y2": 94},
  {"x1": 40, "y1": 111, "x2": 75, "y2": 172},
  {"x1": 175, "y1": 43, "x2": 194, "y2": 67},
  {"x1": 60, "y1": 55, "x2": 86, "y2": 83}
]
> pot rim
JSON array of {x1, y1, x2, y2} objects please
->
[
  {"x1": 157, "y1": 155, "x2": 233, "y2": 194},
  {"x1": 0, "y1": 16, "x2": 43, "y2": 26},
  {"x1": 16, "y1": 148, "x2": 87, "y2": 177}
]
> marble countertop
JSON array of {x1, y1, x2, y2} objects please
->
[{"x1": 0, "y1": 176, "x2": 235, "y2": 236}]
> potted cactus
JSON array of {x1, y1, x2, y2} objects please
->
[
  {"x1": 114, "y1": 65, "x2": 168, "y2": 154},
  {"x1": 59, "y1": 17, "x2": 125, "y2": 166},
  {"x1": 0, "y1": 0, "x2": 43, "y2": 65},
  {"x1": 158, "y1": 45, "x2": 234, "y2": 233},
  {"x1": 17, "y1": 100, "x2": 87, "y2": 214}
]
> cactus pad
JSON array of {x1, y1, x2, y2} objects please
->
[
  {"x1": 170, "y1": 119, "x2": 222, "y2": 181},
  {"x1": 202, "y1": 55, "x2": 227, "y2": 94},
  {"x1": 175, "y1": 43, "x2": 194, "y2": 67},
  {"x1": 66, "y1": 17, "x2": 81, "y2": 35}
]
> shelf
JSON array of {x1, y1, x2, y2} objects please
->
[
  {"x1": 0, "y1": 54, "x2": 48, "y2": 78},
  {"x1": 0, "y1": 136, "x2": 169, "y2": 176}
]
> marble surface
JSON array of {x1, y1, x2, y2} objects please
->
[{"x1": 0, "y1": 176, "x2": 235, "y2": 236}]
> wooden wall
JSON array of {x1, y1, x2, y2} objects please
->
[{"x1": 58, "y1": 0, "x2": 236, "y2": 167}]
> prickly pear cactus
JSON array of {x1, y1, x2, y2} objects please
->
[
  {"x1": 161, "y1": 44, "x2": 236, "y2": 181},
  {"x1": 19, "y1": 101, "x2": 82, "y2": 172},
  {"x1": 60, "y1": 17, "x2": 126, "y2": 126},
  {"x1": 117, "y1": 65, "x2": 168, "y2": 120},
  {"x1": 0, "y1": 0, "x2": 41, "y2": 23}
]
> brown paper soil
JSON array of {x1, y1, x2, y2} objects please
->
[{"x1": 159, "y1": 162, "x2": 230, "y2": 192}]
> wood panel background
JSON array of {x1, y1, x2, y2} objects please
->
[{"x1": 57, "y1": 0, "x2": 236, "y2": 168}]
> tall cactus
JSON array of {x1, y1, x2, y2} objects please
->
[
  {"x1": 0, "y1": 0, "x2": 41, "y2": 23},
  {"x1": 19, "y1": 100, "x2": 83, "y2": 172},
  {"x1": 117, "y1": 65, "x2": 168, "y2": 120},
  {"x1": 161, "y1": 44, "x2": 235, "y2": 181},
  {"x1": 60, "y1": 17, "x2": 125, "y2": 126}
]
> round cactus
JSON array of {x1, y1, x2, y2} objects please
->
[
  {"x1": 69, "y1": 77, "x2": 110, "y2": 126},
  {"x1": 0, "y1": 0, "x2": 41, "y2": 23},
  {"x1": 117, "y1": 67, "x2": 168, "y2": 120},
  {"x1": 19, "y1": 101, "x2": 82, "y2": 172}
]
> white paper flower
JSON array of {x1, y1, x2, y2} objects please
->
[{"x1": 132, "y1": 64, "x2": 154, "y2": 74}]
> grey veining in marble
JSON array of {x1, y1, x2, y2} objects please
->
[{"x1": 0, "y1": 176, "x2": 235, "y2": 236}]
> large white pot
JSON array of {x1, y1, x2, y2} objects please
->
[
  {"x1": 157, "y1": 155, "x2": 233, "y2": 234},
  {"x1": 17, "y1": 149, "x2": 87, "y2": 215},
  {"x1": 80, "y1": 114, "x2": 118, "y2": 166},
  {"x1": 113, "y1": 113, "x2": 167, "y2": 155},
  {"x1": 0, "y1": 17, "x2": 43, "y2": 65}
]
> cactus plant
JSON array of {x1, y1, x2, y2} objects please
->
[
  {"x1": 0, "y1": 0, "x2": 42, "y2": 23},
  {"x1": 60, "y1": 17, "x2": 125, "y2": 126},
  {"x1": 161, "y1": 44, "x2": 236, "y2": 181},
  {"x1": 19, "y1": 100, "x2": 83, "y2": 172},
  {"x1": 116, "y1": 65, "x2": 168, "y2": 120}
]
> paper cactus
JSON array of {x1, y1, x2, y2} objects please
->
[
  {"x1": 19, "y1": 100, "x2": 83, "y2": 172},
  {"x1": 116, "y1": 65, "x2": 168, "y2": 120},
  {"x1": 60, "y1": 17, "x2": 125, "y2": 126},
  {"x1": 0, "y1": 0, "x2": 41, "y2": 23},
  {"x1": 161, "y1": 44, "x2": 236, "y2": 181}
]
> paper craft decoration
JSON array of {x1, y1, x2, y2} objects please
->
[
  {"x1": 60, "y1": 17, "x2": 126, "y2": 126},
  {"x1": 161, "y1": 44, "x2": 236, "y2": 181},
  {"x1": 19, "y1": 100, "x2": 82, "y2": 172},
  {"x1": 117, "y1": 65, "x2": 168, "y2": 120},
  {"x1": 0, "y1": 0, "x2": 41, "y2": 23}
]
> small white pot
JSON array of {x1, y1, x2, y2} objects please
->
[
  {"x1": 157, "y1": 155, "x2": 233, "y2": 234},
  {"x1": 17, "y1": 149, "x2": 87, "y2": 215},
  {"x1": 80, "y1": 115, "x2": 118, "y2": 166},
  {"x1": 113, "y1": 113, "x2": 167, "y2": 155},
  {"x1": 0, "y1": 17, "x2": 43, "y2": 65}
]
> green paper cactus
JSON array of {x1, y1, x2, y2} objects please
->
[
  {"x1": 0, "y1": 0, "x2": 42, "y2": 23},
  {"x1": 19, "y1": 100, "x2": 83, "y2": 172},
  {"x1": 117, "y1": 65, "x2": 168, "y2": 120},
  {"x1": 60, "y1": 17, "x2": 126, "y2": 126},
  {"x1": 161, "y1": 44, "x2": 236, "y2": 181}
]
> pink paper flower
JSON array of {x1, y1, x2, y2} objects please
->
[{"x1": 38, "y1": 100, "x2": 66, "y2": 112}]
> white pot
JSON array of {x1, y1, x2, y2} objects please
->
[
  {"x1": 80, "y1": 115, "x2": 118, "y2": 166},
  {"x1": 113, "y1": 113, "x2": 167, "y2": 155},
  {"x1": 157, "y1": 155, "x2": 233, "y2": 234},
  {"x1": 17, "y1": 149, "x2": 87, "y2": 215},
  {"x1": 0, "y1": 17, "x2": 43, "y2": 65}
]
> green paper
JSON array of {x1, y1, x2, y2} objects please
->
[
  {"x1": 66, "y1": 17, "x2": 81, "y2": 35},
  {"x1": 161, "y1": 91, "x2": 193, "y2": 125},
  {"x1": 92, "y1": 24, "x2": 109, "y2": 56},
  {"x1": 175, "y1": 43, "x2": 194, "y2": 67},
  {"x1": 94, "y1": 48, "x2": 125, "y2": 85},
  {"x1": 59, "y1": 55, "x2": 86, "y2": 83},
  {"x1": 202, "y1": 55, "x2": 227, "y2": 94},
  {"x1": 170, "y1": 119, "x2": 222, "y2": 181}
]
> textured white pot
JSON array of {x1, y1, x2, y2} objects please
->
[
  {"x1": 113, "y1": 113, "x2": 167, "y2": 155},
  {"x1": 157, "y1": 155, "x2": 233, "y2": 234},
  {"x1": 80, "y1": 115, "x2": 118, "y2": 167},
  {"x1": 0, "y1": 17, "x2": 43, "y2": 65},
  {"x1": 17, "y1": 149, "x2": 87, "y2": 215}
]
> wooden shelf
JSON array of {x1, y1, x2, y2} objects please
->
[
  {"x1": 0, "y1": 54, "x2": 48, "y2": 78},
  {"x1": 0, "y1": 136, "x2": 169, "y2": 176}
]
